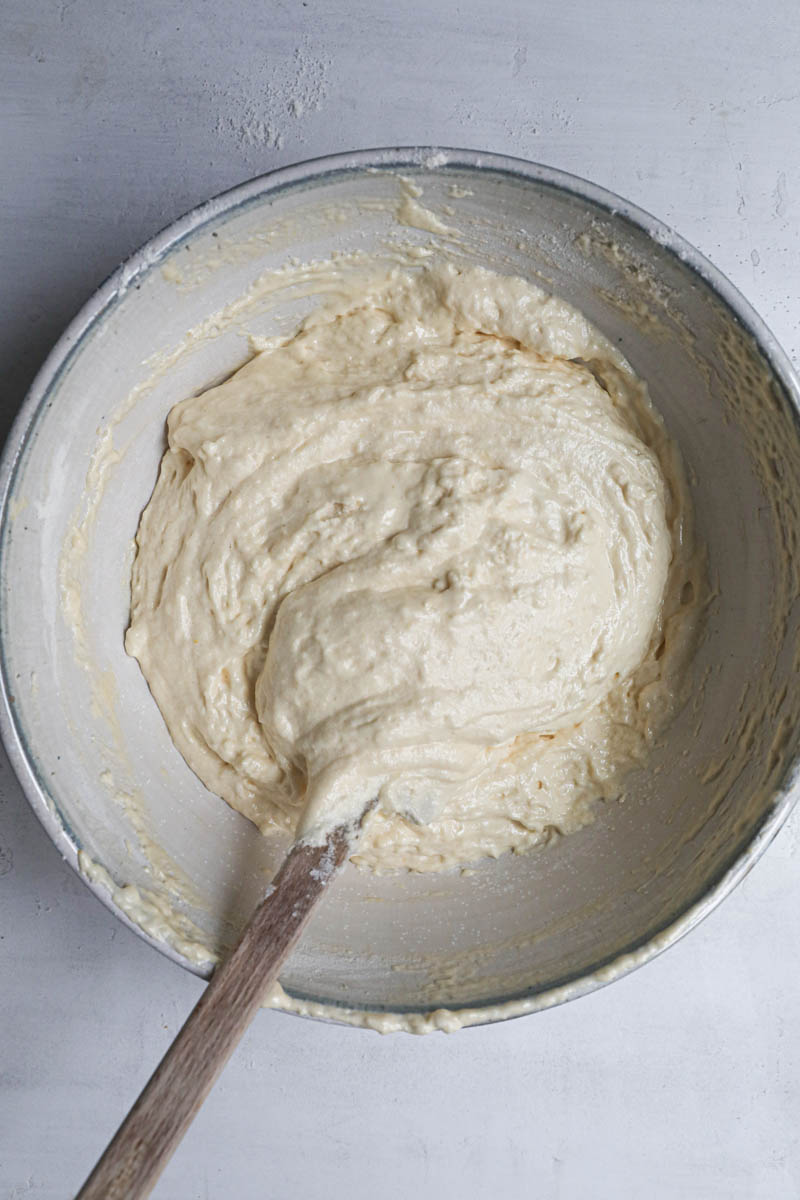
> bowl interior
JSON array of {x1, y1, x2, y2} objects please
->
[{"x1": 3, "y1": 153, "x2": 800, "y2": 1021}]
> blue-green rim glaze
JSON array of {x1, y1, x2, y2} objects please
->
[{"x1": 1, "y1": 147, "x2": 800, "y2": 1027}]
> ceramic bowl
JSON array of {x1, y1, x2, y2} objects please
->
[{"x1": 2, "y1": 148, "x2": 800, "y2": 1030}]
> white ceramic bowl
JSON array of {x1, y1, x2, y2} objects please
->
[{"x1": 3, "y1": 148, "x2": 800, "y2": 1030}]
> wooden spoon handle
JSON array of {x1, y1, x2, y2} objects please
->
[{"x1": 76, "y1": 827, "x2": 351, "y2": 1200}]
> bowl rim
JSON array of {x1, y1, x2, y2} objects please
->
[{"x1": 2, "y1": 145, "x2": 800, "y2": 1027}]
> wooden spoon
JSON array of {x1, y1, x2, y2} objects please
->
[{"x1": 76, "y1": 820, "x2": 357, "y2": 1200}]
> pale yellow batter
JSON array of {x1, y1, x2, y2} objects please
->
[{"x1": 126, "y1": 263, "x2": 698, "y2": 871}]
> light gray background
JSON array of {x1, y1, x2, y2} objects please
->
[{"x1": 2, "y1": 2, "x2": 799, "y2": 1197}]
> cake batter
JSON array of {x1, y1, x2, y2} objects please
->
[{"x1": 126, "y1": 263, "x2": 698, "y2": 871}]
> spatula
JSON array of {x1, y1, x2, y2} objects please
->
[{"x1": 76, "y1": 819, "x2": 359, "y2": 1200}]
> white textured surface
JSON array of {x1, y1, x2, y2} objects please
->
[{"x1": 1, "y1": 2, "x2": 799, "y2": 1197}]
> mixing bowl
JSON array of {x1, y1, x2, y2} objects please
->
[{"x1": 2, "y1": 148, "x2": 800, "y2": 1031}]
